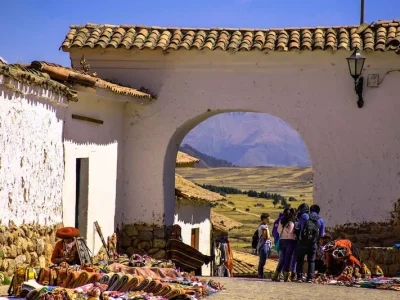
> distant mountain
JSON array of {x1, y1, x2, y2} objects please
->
[
  {"x1": 179, "y1": 144, "x2": 236, "y2": 168},
  {"x1": 182, "y1": 112, "x2": 311, "y2": 167}
]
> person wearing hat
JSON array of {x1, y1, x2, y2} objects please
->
[{"x1": 51, "y1": 227, "x2": 80, "y2": 265}]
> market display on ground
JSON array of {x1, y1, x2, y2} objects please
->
[{"x1": 1, "y1": 220, "x2": 399, "y2": 300}]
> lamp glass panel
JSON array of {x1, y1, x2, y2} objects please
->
[
  {"x1": 355, "y1": 58, "x2": 365, "y2": 77},
  {"x1": 347, "y1": 58, "x2": 356, "y2": 77}
]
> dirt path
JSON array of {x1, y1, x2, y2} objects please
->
[
  {"x1": 221, "y1": 203, "x2": 261, "y2": 218},
  {"x1": 210, "y1": 277, "x2": 399, "y2": 300}
]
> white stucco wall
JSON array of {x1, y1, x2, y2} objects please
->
[
  {"x1": 174, "y1": 202, "x2": 212, "y2": 276},
  {"x1": 0, "y1": 75, "x2": 66, "y2": 226},
  {"x1": 68, "y1": 49, "x2": 400, "y2": 227},
  {"x1": 62, "y1": 93, "x2": 124, "y2": 254}
]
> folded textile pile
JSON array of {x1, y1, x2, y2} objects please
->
[
  {"x1": 103, "y1": 290, "x2": 168, "y2": 300},
  {"x1": 355, "y1": 277, "x2": 400, "y2": 291},
  {"x1": 25, "y1": 283, "x2": 108, "y2": 300},
  {"x1": 107, "y1": 263, "x2": 181, "y2": 281},
  {"x1": 313, "y1": 273, "x2": 400, "y2": 291},
  {"x1": 55, "y1": 270, "x2": 103, "y2": 288},
  {"x1": 20, "y1": 279, "x2": 44, "y2": 298},
  {"x1": 95, "y1": 253, "x2": 176, "y2": 270},
  {"x1": 165, "y1": 239, "x2": 211, "y2": 273},
  {"x1": 19, "y1": 263, "x2": 224, "y2": 300}
]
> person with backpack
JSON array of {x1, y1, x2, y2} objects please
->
[
  {"x1": 271, "y1": 208, "x2": 297, "y2": 282},
  {"x1": 294, "y1": 204, "x2": 324, "y2": 283},
  {"x1": 257, "y1": 213, "x2": 271, "y2": 278},
  {"x1": 310, "y1": 204, "x2": 325, "y2": 239}
]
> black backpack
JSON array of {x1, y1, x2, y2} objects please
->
[
  {"x1": 300, "y1": 214, "x2": 320, "y2": 245},
  {"x1": 251, "y1": 228, "x2": 259, "y2": 249}
]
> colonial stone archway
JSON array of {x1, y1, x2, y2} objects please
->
[
  {"x1": 166, "y1": 110, "x2": 314, "y2": 221},
  {"x1": 62, "y1": 23, "x2": 400, "y2": 227}
]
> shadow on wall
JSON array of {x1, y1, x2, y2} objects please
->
[
  {"x1": 64, "y1": 116, "x2": 122, "y2": 146},
  {"x1": 175, "y1": 203, "x2": 210, "y2": 225}
]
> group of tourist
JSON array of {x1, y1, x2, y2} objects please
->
[{"x1": 256, "y1": 203, "x2": 363, "y2": 282}]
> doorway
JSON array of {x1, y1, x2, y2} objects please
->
[
  {"x1": 75, "y1": 158, "x2": 89, "y2": 239},
  {"x1": 191, "y1": 228, "x2": 200, "y2": 250}
]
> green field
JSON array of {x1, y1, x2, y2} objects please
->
[{"x1": 176, "y1": 167, "x2": 314, "y2": 253}]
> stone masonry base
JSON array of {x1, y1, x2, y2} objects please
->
[
  {"x1": 118, "y1": 224, "x2": 169, "y2": 260},
  {"x1": 0, "y1": 223, "x2": 62, "y2": 275}
]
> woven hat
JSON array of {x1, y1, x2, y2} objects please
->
[{"x1": 56, "y1": 227, "x2": 80, "y2": 239}]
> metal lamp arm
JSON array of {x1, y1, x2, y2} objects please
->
[{"x1": 355, "y1": 76, "x2": 364, "y2": 108}]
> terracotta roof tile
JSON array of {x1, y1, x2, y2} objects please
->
[
  {"x1": 0, "y1": 60, "x2": 78, "y2": 101},
  {"x1": 1, "y1": 59, "x2": 155, "y2": 102},
  {"x1": 211, "y1": 211, "x2": 243, "y2": 232},
  {"x1": 31, "y1": 61, "x2": 155, "y2": 100},
  {"x1": 61, "y1": 22, "x2": 400, "y2": 53}
]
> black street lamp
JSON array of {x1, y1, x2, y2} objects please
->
[{"x1": 346, "y1": 48, "x2": 366, "y2": 108}]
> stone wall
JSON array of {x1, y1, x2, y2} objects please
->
[
  {"x1": 119, "y1": 224, "x2": 169, "y2": 259},
  {"x1": 359, "y1": 247, "x2": 400, "y2": 277},
  {"x1": 326, "y1": 198, "x2": 400, "y2": 248},
  {"x1": 0, "y1": 223, "x2": 61, "y2": 275},
  {"x1": 326, "y1": 222, "x2": 400, "y2": 248}
]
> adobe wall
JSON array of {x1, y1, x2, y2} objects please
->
[
  {"x1": 0, "y1": 75, "x2": 67, "y2": 277},
  {"x1": 0, "y1": 76, "x2": 66, "y2": 226},
  {"x1": 62, "y1": 93, "x2": 124, "y2": 255},
  {"x1": 174, "y1": 201, "x2": 212, "y2": 276},
  {"x1": 70, "y1": 49, "x2": 400, "y2": 228}
]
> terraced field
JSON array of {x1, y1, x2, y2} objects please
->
[{"x1": 176, "y1": 167, "x2": 313, "y2": 253}]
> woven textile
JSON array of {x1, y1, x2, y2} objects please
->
[{"x1": 165, "y1": 238, "x2": 210, "y2": 272}]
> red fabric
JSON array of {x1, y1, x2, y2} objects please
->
[
  {"x1": 56, "y1": 227, "x2": 80, "y2": 239},
  {"x1": 225, "y1": 242, "x2": 233, "y2": 277}
]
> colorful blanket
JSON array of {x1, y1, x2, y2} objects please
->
[
  {"x1": 314, "y1": 274, "x2": 400, "y2": 291},
  {"x1": 19, "y1": 265, "x2": 224, "y2": 300},
  {"x1": 107, "y1": 263, "x2": 181, "y2": 280},
  {"x1": 165, "y1": 239, "x2": 211, "y2": 272}
]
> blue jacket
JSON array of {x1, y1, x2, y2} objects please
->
[{"x1": 295, "y1": 212, "x2": 325, "y2": 239}]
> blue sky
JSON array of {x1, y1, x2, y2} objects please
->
[{"x1": 0, "y1": 0, "x2": 398, "y2": 66}]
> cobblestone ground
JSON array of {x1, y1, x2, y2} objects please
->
[{"x1": 209, "y1": 278, "x2": 399, "y2": 300}]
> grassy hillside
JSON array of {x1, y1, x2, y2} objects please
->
[
  {"x1": 179, "y1": 144, "x2": 236, "y2": 168},
  {"x1": 176, "y1": 167, "x2": 313, "y2": 253},
  {"x1": 176, "y1": 167, "x2": 313, "y2": 200}
]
